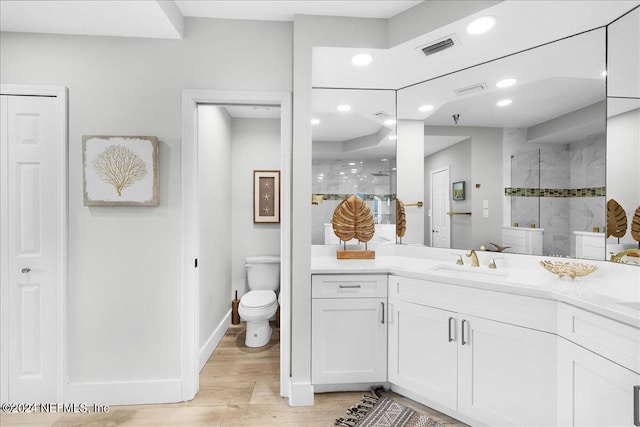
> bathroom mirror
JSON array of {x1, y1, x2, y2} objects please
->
[
  {"x1": 605, "y1": 6, "x2": 640, "y2": 264},
  {"x1": 311, "y1": 88, "x2": 397, "y2": 245},
  {"x1": 397, "y1": 28, "x2": 607, "y2": 257}
]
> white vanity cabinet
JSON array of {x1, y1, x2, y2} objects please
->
[
  {"x1": 557, "y1": 303, "x2": 640, "y2": 426},
  {"x1": 388, "y1": 275, "x2": 557, "y2": 427},
  {"x1": 311, "y1": 274, "x2": 387, "y2": 386},
  {"x1": 558, "y1": 337, "x2": 639, "y2": 427},
  {"x1": 387, "y1": 299, "x2": 458, "y2": 409}
]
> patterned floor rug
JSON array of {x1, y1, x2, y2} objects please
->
[{"x1": 334, "y1": 389, "x2": 446, "y2": 427}]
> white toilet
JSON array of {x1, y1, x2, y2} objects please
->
[{"x1": 239, "y1": 255, "x2": 280, "y2": 347}]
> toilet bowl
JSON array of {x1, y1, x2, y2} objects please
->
[
  {"x1": 239, "y1": 256, "x2": 280, "y2": 347},
  {"x1": 239, "y1": 290, "x2": 278, "y2": 347}
]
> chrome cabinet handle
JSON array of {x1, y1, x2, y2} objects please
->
[
  {"x1": 461, "y1": 319, "x2": 468, "y2": 345},
  {"x1": 21, "y1": 268, "x2": 31, "y2": 274},
  {"x1": 381, "y1": 302, "x2": 385, "y2": 324},
  {"x1": 338, "y1": 284, "x2": 361, "y2": 289},
  {"x1": 448, "y1": 317, "x2": 455, "y2": 342},
  {"x1": 634, "y1": 385, "x2": 639, "y2": 426}
]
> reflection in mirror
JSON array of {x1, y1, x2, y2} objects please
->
[
  {"x1": 606, "y1": 6, "x2": 640, "y2": 265},
  {"x1": 397, "y1": 28, "x2": 606, "y2": 258},
  {"x1": 311, "y1": 89, "x2": 397, "y2": 245},
  {"x1": 606, "y1": 98, "x2": 640, "y2": 264}
]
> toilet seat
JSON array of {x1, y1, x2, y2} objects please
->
[{"x1": 240, "y1": 290, "x2": 277, "y2": 310}]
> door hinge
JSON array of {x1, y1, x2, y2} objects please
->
[{"x1": 194, "y1": 258, "x2": 198, "y2": 268}]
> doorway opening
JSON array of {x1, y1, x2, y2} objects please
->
[{"x1": 181, "y1": 90, "x2": 292, "y2": 403}]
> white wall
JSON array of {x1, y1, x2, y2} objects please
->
[
  {"x1": 424, "y1": 138, "x2": 472, "y2": 248},
  {"x1": 198, "y1": 105, "x2": 232, "y2": 353},
  {"x1": 397, "y1": 120, "x2": 425, "y2": 244},
  {"x1": 0, "y1": 17, "x2": 291, "y2": 401},
  {"x1": 424, "y1": 126, "x2": 503, "y2": 250},
  {"x1": 231, "y1": 118, "x2": 281, "y2": 298}
]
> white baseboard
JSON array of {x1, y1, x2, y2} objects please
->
[
  {"x1": 65, "y1": 379, "x2": 182, "y2": 406},
  {"x1": 288, "y1": 380, "x2": 314, "y2": 406},
  {"x1": 199, "y1": 309, "x2": 231, "y2": 372}
]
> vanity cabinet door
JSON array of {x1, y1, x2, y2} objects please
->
[
  {"x1": 457, "y1": 315, "x2": 557, "y2": 427},
  {"x1": 388, "y1": 298, "x2": 458, "y2": 411},
  {"x1": 311, "y1": 297, "x2": 387, "y2": 385},
  {"x1": 558, "y1": 337, "x2": 640, "y2": 427}
]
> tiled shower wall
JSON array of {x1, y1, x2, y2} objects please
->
[
  {"x1": 504, "y1": 129, "x2": 605, "y2": 256},
  {"x1": 311, "y1": 159, "x2": 396, "y2": 245}
]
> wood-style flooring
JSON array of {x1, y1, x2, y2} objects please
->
[{"x1": 1, "y1": 322, "x2": 466, "y2": 426}]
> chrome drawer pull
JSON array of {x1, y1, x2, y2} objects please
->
[
  {"x1": 338, "y1": 284, "x2": 361, "y2": 289},
  {"x1": 634, "y1": 385, "x2": 639, "y2": 426},
  {"x1": 448, "y1": 317, "x2": 455, "y2": 342},
  {"x1": 461, "y1": 319, "x2": 468, "y2": 345},
  {"x1": 381, "y1": 302, "x2": 385, "y2": 324}
]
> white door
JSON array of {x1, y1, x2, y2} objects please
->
[
  {"x1": 458, "y1": 315, "x2": 558, "y2": 427},
  {"x1": 430, "y1": 167, "x2": 450, "y2": 248},
  {"x1": 387, "y1": 299, "x2": 458, "y2": 411},
  {"x1": 1, "y1": 94, "x2": 59, "y2": 403},
  {"x1": 312, "y1": 298, "x2": 387, "y2": 385},
  {"x1": 558, "y1": 338, "x2": 640, "y2": 427}
]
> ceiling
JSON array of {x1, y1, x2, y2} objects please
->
[
  {"x1": 0, "y1": 1, "x2": 422, "y2": 39},
  {"x1": 311, "y1": 1, "x2": 638, "y2": 157}
]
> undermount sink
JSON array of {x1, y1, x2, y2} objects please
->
[
  {"x1": 431, "y1": 264, "x2": 507, "y2": 282},
  {"x1": 616, "y1": 301, "x2": 640, "y2": 310}
]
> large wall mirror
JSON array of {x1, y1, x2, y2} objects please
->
[
  {"x1": 311, "y1": 89, "x2": 397, "y2": 245},
  {"x1": 398, "y1": 28, "x2": 607, "y2": 258},
  {"x1": 311, "y1": 4, "x2": 639, "y2": 265},
  {"x1": 606, "y1": 6, "x2": 640, "y2": 265}
]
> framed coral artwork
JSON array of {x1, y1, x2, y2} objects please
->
[
  {"x1": 253, "y1": 170, "x2": 280, "y2": 223},
  {"x1": 83, "y1": 135, "x2": 159, "y2": 206}
]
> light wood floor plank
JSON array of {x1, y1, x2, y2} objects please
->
[{"x1": 1, "y1": 321, "x2": 466, "y2": 426}]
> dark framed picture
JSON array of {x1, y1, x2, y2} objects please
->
[
  {"x1": 253, "y1": 170, "x2": 280, "y2": 223},
  {"x1": 452, "y1": 181, "x2": 465, "y2": 201}
]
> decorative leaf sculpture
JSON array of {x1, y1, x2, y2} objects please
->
[
  {"x1": 396, "y1": 199, "x2": 406, "y2": 238},
  {"x1": 332, "y1": 194, "x2": 375, "y2": 243},
  {"x1": 631, "y1": 206, "x2": 640, "y2": 245},
  {"x1": 607, "y1": 199, "x2": 627, "y2": 238}
]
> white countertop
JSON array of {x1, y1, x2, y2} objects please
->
[{"x1": 311, "y1": 245, "x2": 640, "y2": 328}]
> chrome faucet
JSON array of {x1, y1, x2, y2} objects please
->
[{"x1": 466, "y1": 250, "x2": 480, "y2": 267}]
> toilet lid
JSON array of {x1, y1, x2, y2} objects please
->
[{"x1": 241, "y1": 290, "x2": 277, "y2": 309}]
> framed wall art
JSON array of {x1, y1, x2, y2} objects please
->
[
  {"x1": 452, "y1": 181, "x2": 465, "y2": 201},
  {"x1": 83, "y1": 135, "x2": 159, "y2": 206},
  {"x1": 253, "y1": 170, "x2": 280, "y2": 223}
]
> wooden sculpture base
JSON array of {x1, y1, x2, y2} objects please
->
[{"x1": 337, "y1": 250, "x2": 376, "y2": 260}]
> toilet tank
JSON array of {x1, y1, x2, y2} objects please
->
[{"x1": 246, "y1": 255, "x2": 280, "y2": 291}]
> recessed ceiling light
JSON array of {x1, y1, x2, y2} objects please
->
[
  {"x1": 311, "y1": 118, "x2": 320, "y2": 125},
  {"x1": 337, "y1": 104, "x2": 351, "y2": 112},
  {"x1": 466, "y1": 16, "x2": 496, "y2": 35},
  {"x1": 351, "y1": 53, "x2": 373, "y2": 66},
  {"x1": 418, "y1": 104, "x2": 434, "y2": 112},
  {"x1": 601, "y1": 70, "x2": 607, "y2": 77},
  {"x1": 388, "y1": 135, "x2": 397, "y2": 140},
  {"x1": 496, "y1": 78, "x2": 517, "y2": 88},
  {"x1": 339, "y1": 171, "x2": 345, "y2": 175},
  {"x1": 348, "y1": 162, "x2": 356, "y2": 166},
  {"x1": 351, "y1": 169, "x2": 358, "y2": 173},
  {"x1": 384, "y1": 119, "x2": 397, "y2": 126},
  {"x1": 497, "y1": 99, "x2": 512, "y2": 107}
]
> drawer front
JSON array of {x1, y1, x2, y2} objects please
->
[
  {"x1": 312, "y1": 274, "x2": 387, "y2": 298},
  {"x1": 389, "y1": 275, "x2": 557, "y2": 333},
  {"x1": 558, "y1": 303, "x2": 640, "y2": 373}
]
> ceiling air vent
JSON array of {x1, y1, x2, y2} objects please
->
[
  {"x1": 453, "y1": 82, "x2": 488, "y2": 96},
  {"x1": 373, "y1": 111, "x2": 393, "y2": 120},
  {"x1": 416, "y1": 34, "x2": 458, "y2": 57}
]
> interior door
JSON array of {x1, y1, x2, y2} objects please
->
[
  {"x1": 1, "y1": 94, "x2": 59, "y2": 403},
  {"x1": 430, "y1": 167, "x2": 450, "y2": 248}
]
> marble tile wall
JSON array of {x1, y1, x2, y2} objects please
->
[
  {"x1": 312, "y1": 159, "x2": 396, "y2": 244},
  {"x1": 503, "y1": 128, "x2": 606, "y2": 256}
]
